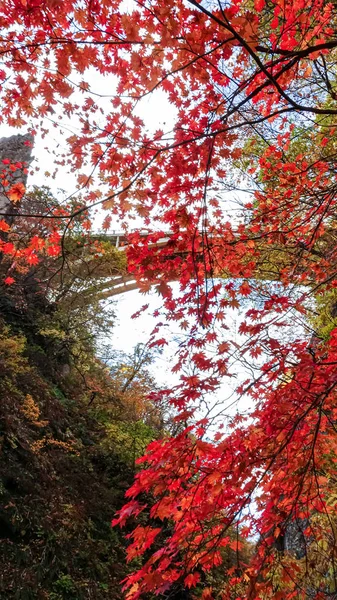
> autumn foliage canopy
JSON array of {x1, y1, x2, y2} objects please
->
[{"x1": 1, "y1": 0, "x2": 337, "y2": 597}]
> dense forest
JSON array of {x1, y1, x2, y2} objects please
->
[
  {"x1": 0, "y1": 190, "x2": 164, "y2": 599},
  {"x1": 0, "y1": 183, "x2": 248, "y2": 599}
]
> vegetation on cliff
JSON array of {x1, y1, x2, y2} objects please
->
[{"x1": 0, "y1": 207, "x2": 163, "y2": 599}]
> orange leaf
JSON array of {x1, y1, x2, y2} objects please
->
[
  {"x1": 0, "y1": 219, "x2": 10, "y2": 232},
  {"x1": 7, "y1": 182, "x2": 25, "y2": 203}
]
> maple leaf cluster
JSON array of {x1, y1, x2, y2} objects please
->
[{"x1": 0, "y1": 0, "x2": 337, "y2": 597}]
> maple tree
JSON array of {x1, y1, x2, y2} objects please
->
[{"x1": 0, "y1": 0, "x2": 337, "y2": 597}]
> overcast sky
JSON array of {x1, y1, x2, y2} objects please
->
[{"x1": 0, "y1": 69, "x2": 253, "y2": 421}]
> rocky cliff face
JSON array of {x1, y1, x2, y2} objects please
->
[{"x1": 0, "y1": 133, "x2": 34, "y2": 221}]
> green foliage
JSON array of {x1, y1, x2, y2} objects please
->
[
  {"x1": 0, "y1": 211, "x2": 164, "y2": 599},
  {"x1": 50, "y1": 575, "x2": 77, "y2": 599},
  {"x1": 102, "y1": 420, "x2": 156, "y2": 466},
  {"x1": 311, "y1": 287, "x2": 337, "y2": 340},
  {"x1": 0, "y1": 325, "x2": 27, "y2": 373},
  {"x1": 0, "y1": 315, "x2": 129, "y2": 599}
]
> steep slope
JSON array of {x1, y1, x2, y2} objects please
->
[{"x1": 0, "y1": 288, "x2": 158, "y2": 600}]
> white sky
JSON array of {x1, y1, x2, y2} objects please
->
[
  {"x1": 0, "y1": 70, "x2": 254, "y2": 423},
  {"x1": 0, "y1": 85, "x2": 184, "y2": 368}
]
